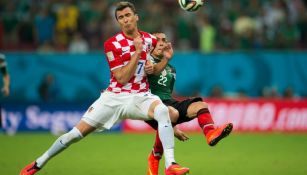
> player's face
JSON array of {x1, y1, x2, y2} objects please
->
[
  {"x1": 116, "y1": 7, "x2": 139, "y2": 34},
  {"x1": 152, "y1": 33, "x2": 167, "y2": 57}
]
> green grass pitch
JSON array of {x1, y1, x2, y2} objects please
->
[{"x1": 1, "y1": 132, "x2": 307, "y2": 175}]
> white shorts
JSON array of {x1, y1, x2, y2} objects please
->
[{"x1": 81, "y1": 91, "x2": 161, "y2": 131}]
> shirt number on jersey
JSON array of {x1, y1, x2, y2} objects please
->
[
  {"x1": 137, "y1": 62, "x2": 144, "y2": 74},
  {"x1": 158, "y1": 75, "x2": 167, "y2": 86}
]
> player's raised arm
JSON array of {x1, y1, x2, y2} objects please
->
[
  {"x1": 111, "y1": 36, "x2": 143, "y2": 85},
  {"x1": 152, "y1": 42, "x2": 173, "y2": 75},
  {"x1": 148, "y1": 33, "x2": 173, "y2": 75}
]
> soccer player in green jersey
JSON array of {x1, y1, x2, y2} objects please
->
[{"x1": 145, "y1": 33, "x2": 233, "y2": 175}]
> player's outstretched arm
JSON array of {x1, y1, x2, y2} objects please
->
[
  {"x1": 152, "y1": 42, "x2": 173, "y2": 75},
  {"x1": 151, "y1": 58, "x2": 169, "y2": 75}
]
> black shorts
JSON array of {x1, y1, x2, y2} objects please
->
[{"x1": 145, "y1": 97, "x2": 203, "y2": 130}]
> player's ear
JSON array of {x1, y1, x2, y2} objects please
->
[{"x1": 135, "y1": 13, "x2": 139, "y2": 22}]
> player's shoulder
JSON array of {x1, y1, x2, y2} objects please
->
[
  {"x1": 169, "y1": 64, "x2": 176, "y2": 73},
  {"x1": 104, "y1": 32, "x2": 126, "y2": 51},
  {"x1": 141, "y1": 31, "x2": 156, "y2": 40},
  {"x1": 104, "y1": 33, "x2": 121, "y2": 45},
  {"x1": 169, "y1": 64, "x2": 175, "y2": 68},
  {"x1": 140, "y1": 31, "x2": 157, "y2": 46}
]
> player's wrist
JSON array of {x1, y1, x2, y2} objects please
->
[
  {"x1": 164, "y1": 56, "x2": 171, "y2": 60},
  {"x1": 161, "y1": 57, "x2": 170, "y2": 63}
]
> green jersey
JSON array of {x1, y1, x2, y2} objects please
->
[{"x1": 148, "y1": 57, "x2": 176, "y2": 101}]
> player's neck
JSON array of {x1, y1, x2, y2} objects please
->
[{"x1": 123, "y1": 29, "x2": 140, "y2": 39}]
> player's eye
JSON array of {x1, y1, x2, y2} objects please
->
[{"x1": 125, "y1": 13, "x2": 131, "y2": 17}]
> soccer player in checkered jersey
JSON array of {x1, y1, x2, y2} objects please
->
[
  {"x1": 20, "y1": 2, "x2": 189, "y2": 175},
  {"x1": 0, "y1": 53, "x2": 10, "y2": 97},
  {"x1": 145, "y1": 33, "x2": 233, "y2": 175}
]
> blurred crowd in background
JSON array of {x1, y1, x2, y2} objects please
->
[
  {"x1": 0, "y1": 0, "x2": 306, "y2": 102},
  {"x1": 0, "y1": 0, "x2": 307, "y2": 53}
]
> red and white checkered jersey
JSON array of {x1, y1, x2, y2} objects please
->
[{"x1": 104, "y1": 31, "x2": 157, "y2": 93}]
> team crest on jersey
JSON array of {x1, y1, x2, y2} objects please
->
[
  {"x1": 146, "y1": 44, "x2": 151, "y2": 52},
  {"x1": 106, "y1": 51, "x2": 115, "y2": 61},
  {"x1": 162, "y1": 70, "x2": 167, "y2": 76}
]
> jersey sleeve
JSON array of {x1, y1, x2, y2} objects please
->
[
  {"x1": 151, "y1": 35, "x2": 157, "y2": 48},
  {"x1": 144, "y1": 32, "x2": 157, "y2": 53},
  {"x1": 147, "y1": 54, "x2": 156, "y2": 64},
  {"x1": 150, "y1": 34, "x2": 157, "y2": 51},
  {"x1": 104, "y1": 41, "x2": 123, "y2": 71}
]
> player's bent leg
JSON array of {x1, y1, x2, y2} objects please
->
[
  {"x1": 75, "y1": 120, "x2": 97, "y2": 137},
  {"x1": 186, "y1": 101, "x2": 208, "y2": 118},
  {"x1": 206, "y1": 123, "x2": 233, "y2": 146},
  {"x1": 167, "y1": 106, "x2": 179, "y2": 123},
  {"x1": 188, "y1": 101, "x2": 233, "y2": 146},
  {"x1": 187, "y1": 102, "x2": 215, "y2": 136},
  {"x1": 197, "y1": 107, "x2": 215, "y2": 136}
]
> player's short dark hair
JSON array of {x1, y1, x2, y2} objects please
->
[
  {"x1": 152, "y1": 32, "x2": 164, "y2": 37},
  {"x1": 114, "y1": 1, "x2": 137, "y2": 20}
]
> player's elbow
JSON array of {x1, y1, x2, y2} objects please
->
[
  {"x1": 118, "y1": 80, "x2": 128, "y2": 85},
  {"x1": 115, "y1": 77, "x2": 127, "y2": 85},
  {"x1": 152, "y1": 68, "x2": 160, "y2": 75},
  {"x1": 112, "y1": 69, "x2": 130, "y2": 85},
  {"x1": 153, "y1": 71, "x2": 160, "y2": 76},
  {"x1": 114, "y1": 75, "x2": 129, "y2": 85}
]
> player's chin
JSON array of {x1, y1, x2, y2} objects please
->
[{"x1": 123, "y1": 25, "x2": 132, "y2": 32}]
